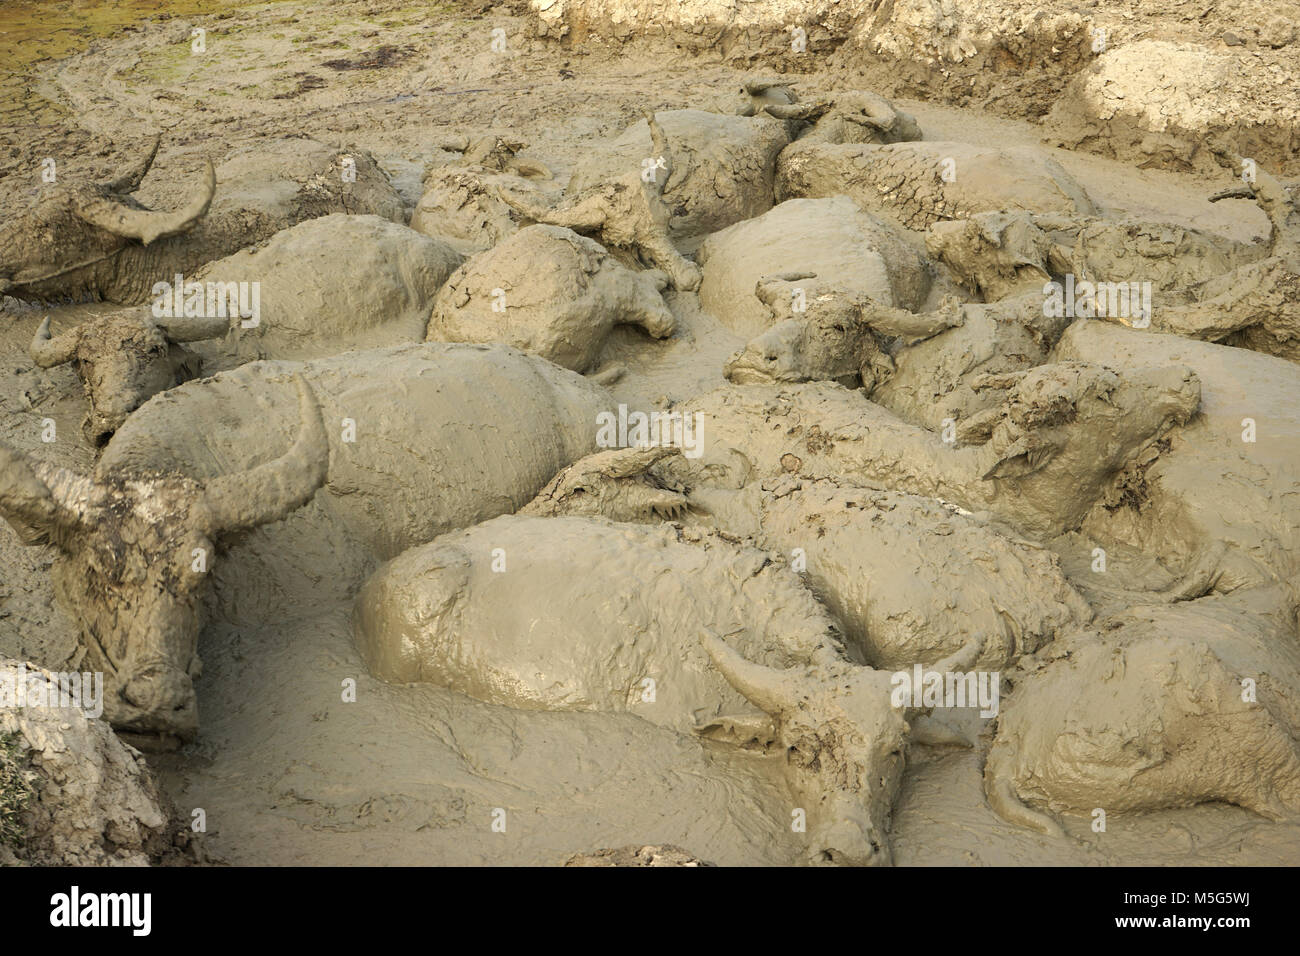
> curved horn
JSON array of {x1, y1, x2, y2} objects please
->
[
  {"x1": 197, "y1": 375, "x2": 329, "y2": 536},
  {"x1": 970, "y1": 369, "x2": 1029, "y2": 392},
  {"x1": 1219, "y1": 156, "x2": 1289, "y2": 210},
  {"x1": 1248, "y1": 166, "x2": 1300, "y2": 258},
  {"x1": 75, "y1": 158, "x2": 216, "y2": 245},
  {"x1": 601, "y1": 443, "x2": 680, "y2": 477},
  {"x1": 154, "y1": 313, "x2": 229, "y2": 344},
  {"x1": 491, "y1": 181, "x2": 555, "y2": 223},
  {"x1": 0, "y1": 443, "x2": 92, "y2": 542},
  {"x1": 29, "y1": 316, "x2": 80, "y2": 368},
  {"x1": 103, "y1": 134, "x2": 162, "y2": 193},
  {"x1": 1208, "y1": 184, "x2": 1256, "y2": 203},
  {"x1": 645, "y1": 112, "x2": 672, "y2": 194},
  {"x1": 844, "y1": 109, "x2": 893, "y2": 130},
  {"x1": 33, "y1": 460, "x2": 96, "y2": 524},
  {"x1": 1211, "y1": 157, "x2": 1298, "y2": 257},
  {"x1": 699, "y1": 629, "x2": 803, "y2": 716},
  {"x1": 0, "y1": 442, "x2": 59, "y2": 539},
  {"x1": 763, "y1": 102, "x2": 826, "y2": 122}
]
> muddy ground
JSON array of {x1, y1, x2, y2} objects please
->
[{"x1": 2, "y1": 0, "x2": 1298, "y2": 865}]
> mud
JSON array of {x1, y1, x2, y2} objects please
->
[{"x1": 1, "y1": 0, "x2": 1299, "y2": 867}]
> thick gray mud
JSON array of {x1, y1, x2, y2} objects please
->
[{"x1": 1, "y1": 0, "x2": 1298, "y2": 866}]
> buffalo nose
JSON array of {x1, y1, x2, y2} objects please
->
[
  {"x1": 121, "y1": 663, "x2": 196, "y2": 716},
  {"x1": 87, "y1": 416, "x2": 120, "y2": 446},
  {"x1": 813, "y1": 819, "x2": 892, "y2": 867}
]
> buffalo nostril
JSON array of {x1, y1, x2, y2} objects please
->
[{"x1": 121, "y1": 664, "x2": 195, "y2": 715}]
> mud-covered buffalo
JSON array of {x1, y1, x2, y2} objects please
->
[{"x1": 1, "y1": 0, "x2": 1298, "y2": 868}]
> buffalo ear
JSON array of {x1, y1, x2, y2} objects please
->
[
  {"x1": 982, "y1": 438, "x2": 1054, "y2": 480},
  {"x1": 693, "y1": 712, "x2": 778, "y2": 749},
  {"x1": 977, "y1": 214, "x2": 1010, "y2": 246},
  {"x1": 169, "y1": 344, "x2": 203, "y2": 384},
  {"x1": 1046, "y1": 243, "x2": 1073, "y2": 275}
]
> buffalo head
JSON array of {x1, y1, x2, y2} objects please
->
[
  {"x1": 0, "y1": 136, "x2": 214, "y2": 302},
  {"x1": 31, "y1": 311, "x2": 229, "y2": 443},
  {"x1": 698, "y1": 630, "x2": 980, "y2": 866},
  {"x1": 0, "y1": 377, "x2": 329, "y2": 748}
]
